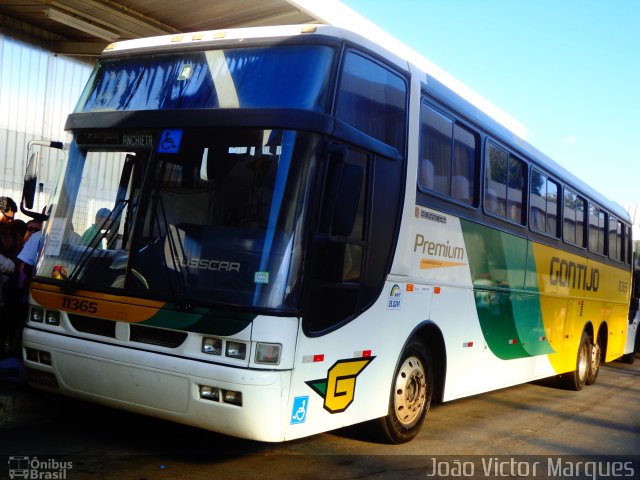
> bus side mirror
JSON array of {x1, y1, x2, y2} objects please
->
[
  {"x1": 20, "y1": 140, "x2": 64, "y2": 221},
  {"x1": 22, "y1": 151, "x2": 39, "y2": 210}
]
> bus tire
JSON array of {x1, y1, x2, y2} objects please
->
[
  {"x1": 621, "y1": 325, "x2": 640, "y2": 363},
  {"x1": 377, "y1": 340, "x2": 433, "y2": 444},
  {"x1": 620, "y1": 352, "x2": 635, "y2": 364},
  {"x1": 559, "y1": 331, "x2": 591, "y2": 391},
  {"x1": 586, "y1": 332, "x2": 602, "y2": 385}
]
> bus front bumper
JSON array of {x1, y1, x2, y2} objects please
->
[{"x1": 22, "y1": 326, "x2": 292, "y2": 442}]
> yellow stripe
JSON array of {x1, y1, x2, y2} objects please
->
[{"x1": 531, "y1": 244, "x2": 631, "y2": 370}]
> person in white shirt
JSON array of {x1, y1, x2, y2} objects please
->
[{"x1": 17, "y1": 230, "x2": 41, "y2": 268}]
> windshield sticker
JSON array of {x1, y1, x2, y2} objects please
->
[
  {"x1": 306, "y1": 357, "x2": 375, "y2": 414},
  {"x1": 43, "y1": 217, "x2": 67, "y2": 257},
  {"x1": 254, "y1": 271, "x2": 270, "y2": 284},
  {"x1": 290, "y1": 396, "x2": 309, "y2": 425},
  {"x1": 157, "y1": 130, "x2": 183, "y2": 153},
  {"x1": 387, "y1": 284, "x2": 402, "y2": 310}
]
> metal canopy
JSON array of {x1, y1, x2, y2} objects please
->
[{"x1": 0, "y1": 0, "x2": 320, "y2": 56}]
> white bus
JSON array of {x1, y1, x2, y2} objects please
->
[
  {"x1": 622, "y1": 238, "x2": 640, "y2": 363},
  {"x1": 21, "y1": 24, "x2": 633, "y2": 443}
]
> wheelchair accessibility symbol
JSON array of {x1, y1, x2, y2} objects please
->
[
  {"x1": 157, "y1": 129, "x2": 182, "y2": 153},
  {"x1": 290, "y1": 396, "x2": 309, "y2": 425}
]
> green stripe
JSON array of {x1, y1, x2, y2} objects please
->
[
  {"x1": 461, "y1": 220, "x2": 554, "y2": 359},
  {"x1": 142, "y1": 306, "x2": 255, "y2": 335}
]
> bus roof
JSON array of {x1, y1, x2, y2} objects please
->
[{"x1": 101, "y1": 23, "x2": 628, "y2": 222}]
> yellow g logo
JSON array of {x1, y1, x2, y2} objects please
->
[{"x1": 306, "y1": 357, "x2": 375, "y2": 413}]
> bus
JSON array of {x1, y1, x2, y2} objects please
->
[
  {"x1": 20, "y1": 24, "x2": 634, "y2": 443},
  {"x1": 622, "y1": 237, "x2": 640, "y2": 364}
]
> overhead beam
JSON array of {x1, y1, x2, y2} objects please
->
[
  {"x1": 50, "y1": 0, "x2": 179, "y2": 37},
  {"x1": 46, "y1": 40, "x2": 106, "y2": 56},
  {"x1": 44, "y1": 7, "x2": 120, "y2": 42}
]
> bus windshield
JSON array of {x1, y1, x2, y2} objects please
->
[
  {"x1": 35, "y1": 128, "x2": 320, "y2": 312},
  {"x1": 75, "y1": 45, "x2": 335, "y2": 113}
]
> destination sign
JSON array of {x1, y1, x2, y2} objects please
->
[{"x1": 76, "y1": 130, "x2": 154, "y2": 149}]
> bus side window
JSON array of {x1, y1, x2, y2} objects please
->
[
  {"x1": 419, "y1": 102, "x2": 477, "y2": 206},
  {"x1": 452, "y1": 123, "x2": 477, "y2": 204},
  {"x1": 588, "y1": 204, "x2": 606, "y2": 254},
  {"x1": 336, "y1": 51, "x2": 407, "y2": 151},
  {"x1": 530, "y1": 169, "x2": 560, "y2": 237},
  {"x1": 484, "y1": 142, "x2": 526, "y2": 224}
]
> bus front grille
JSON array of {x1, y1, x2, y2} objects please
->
[
  {"x1": 68, "y1": 315, "x2": 115, "y2": 338},
  {"x1": 129, "y1": 324, "x2": 188, "y2": 348},
  {"x1": 67, "y1": 314, "x2": 188, "y2": 348}
]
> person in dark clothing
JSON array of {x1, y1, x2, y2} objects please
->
[{"x1": 0, "y1": 196, "x2": 19, "y2": 355}]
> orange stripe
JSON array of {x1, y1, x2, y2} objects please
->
[{"x1": 31, "y1": 282, "x2": 164, "y2": 323}]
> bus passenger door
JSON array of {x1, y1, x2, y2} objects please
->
[
  {"x1": 303, "y1": 145, "x2": 368, "y2": 333},
  {"x1": 302, "y1": 141, "x2": 404, "y2": 334}
]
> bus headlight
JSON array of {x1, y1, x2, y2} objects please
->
[
  {"x1": 223, "y1": 390, "x2": 242, "y2": 406},
  {"x1": 255, "y1": 343, "x2": 281, "y2": 365},
  {"x1": 199, "y1": 385, "x2": 242, "y2": 406},
  {"x1": 202, "y1": 337, "x2": 222, "y2": 355},
  {"x1": 45, "y1": 310, "x2": 60, "y2": 326},
  {"x1": 226, "y1": 341, "x2": 246, "y2": 360},
  {"x1": 30, "y1": 307, "x2": 44, "y2": 323},
  {"x1": 199, "y1": 385, "x2": 220, "y2": 401}
]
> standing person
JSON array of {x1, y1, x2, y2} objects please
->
[
  {"x1": 23, "y1": 219, "x2": 41, "y2": 243},
  {"x1": 16, "y1": 229, "x2": 41, "y2": 284},
  {"x1": 0, "y1": 196, "x2": 19, "y2": 355},
  {"x1": 0, "y1": 195, "x2": 19, "y2": 280},
  {"x1": 0, "y1": 196, "x2": 17, "y2": 225},
  {"x1": 81, "y1": 208, "x2": 111, "y2": 249},
  {"x1": 12, "y1": 219, "x2": 27, "y2": 242},
  {"x1": 0, "y1": 196, "x2": 20, "y2": 261},
  {"x1": 6, "y1": 228, "x2": 44, "y2": 356}
]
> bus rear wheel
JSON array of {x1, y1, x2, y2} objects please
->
[
  {"x1": 377, "y1": 340, "x2": 433, "y2": 444},
  {"x1": 586, "y1": 333, "x2": 602, "y2": 385},
  {"x1": 559, "y1": 331, "x2": 591, "y2": 391}
]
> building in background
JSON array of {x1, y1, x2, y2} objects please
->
[{"x1": 0, "y1": 33, "x2": 92, "y2": 222}]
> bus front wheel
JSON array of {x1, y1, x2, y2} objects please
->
[{"x1": 377, "y1": 340, "x2": 433, "y2": 444}]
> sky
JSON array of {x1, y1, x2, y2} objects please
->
[{"x1": 340, "y1": 0, "x2": 640, "y2": 210}]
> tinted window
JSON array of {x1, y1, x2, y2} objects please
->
[
  {"x1": 530, "y1": 169, "x2": 560, "y2": 236},
  {"x1": 588, "y1": 205, "x2": 606, "y2": 254},
  {"x1": 485, "y1": 143, "x2": 526, "y2": 223},
  {"x1": 609, "y1": 216, "x2": 624, "y2": 261},
  {"x1": 418, "y1": 103, "x2": 478, "y2": 205},
  {"x1": 453, "y1": 124, "x2": 477, "y2": 204},
  {"x1": 78, "y1": 46, "x2": 335, "y2": 112},
  {"x1": 337, "y1": 51, "x2": 407, "y2": 150},
  {"x1": 563, "y1": 188, "x2": 586, "y2": 246},
  {"x1": 419, "y1": 105, "x2": 452, "y2": 196}
]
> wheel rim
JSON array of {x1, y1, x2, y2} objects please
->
[
  {"x1": 577, "y1": 340, "x2": 589, "y2": 384},
  {"x1": 591, "y1": 342, "x2": 601, "y2": 375},
  {"x1": 393, "y1": 355, "x2": 427, "y2": 428}
]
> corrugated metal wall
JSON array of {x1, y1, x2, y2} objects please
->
[{"x1": 0, "y1": 32, "x2": 92, "y2": 221}]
